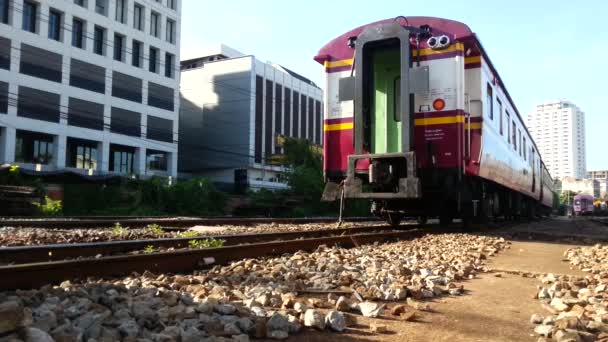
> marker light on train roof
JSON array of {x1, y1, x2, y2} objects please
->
[{"x1": 433, "y1": 99, "x2": 446, "y2": 111}]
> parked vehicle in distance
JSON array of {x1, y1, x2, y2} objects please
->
[{"x1": 573, "y1": 194, "x2": 594, "y2": 216}]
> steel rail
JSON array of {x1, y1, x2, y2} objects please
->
[
  {"x1": 0, "y1": 225, "x2": 398, "y2": 264},
  {"x1": 0, "y1": 229, "x2": 429, "y2": 291},
  {"x1": 0, "y1": 217, "x2": 377, "y2": 229}
]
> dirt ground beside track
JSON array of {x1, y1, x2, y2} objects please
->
[{"x1": 291, "y1": 217, "x2": 605, "y2": 342}]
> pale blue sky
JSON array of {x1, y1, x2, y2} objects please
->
[{"x1": 181, "y1": 0, "x2": 608, "y2": 170}]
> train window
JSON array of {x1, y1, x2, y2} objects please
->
[
  {"x1": 518, "y1": 129, "x2": 522, "y2": 156},
  {"x1": 512, "y1": 120, "x2": 517, "y2": 150},
  {"x1": 506, "y1": 111, "x2": 511, "y2": 143},
  {"x1": 394, "y1": 76, "x2": 401, "y2": 122},
  {"x1": 497, "y1": 99, "x2": 503, "y2": 135},
  {"x1": 486, "y1": 83, "x2": 493, "y2": 120},
  {"x1": 523, "y1": 137, "x2": 527, "y2": 161}
]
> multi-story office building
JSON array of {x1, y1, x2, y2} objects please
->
[
  {"x1": 0, "y1": 0, "x2": 181, "y2": 177},
  {"x1": 179, "y1": 45, "x2": 323, "y2": 191},
  {"x1": 587, "y1": 170, "x2": 608, "y2": 198},
  {"x1": 526, "y1": 100, "x2": 586, "y2": 179}
]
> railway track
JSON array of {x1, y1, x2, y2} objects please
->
[
  {"x1": 0, "y1": 224, "x2": 394, "y2": 264},
  {"x1": 0, "y1": 226, "x2": 440, "y2": 291},
  {"x1": 0, "y1": 216, "x2": 376, "y2": 229}
]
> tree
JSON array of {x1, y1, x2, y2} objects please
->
[{"x1": 560, "y1": 190, "x2": 578, "y2": 205}]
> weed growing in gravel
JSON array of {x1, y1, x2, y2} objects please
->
[
  {"x1": 111, "y1": 223, "x2": 129, "y2": 235},
  {"x1": 177, "y1": 231, "x2": 199, "y2": 238},
  {"x1": 188, "y1": 238, "x2": 225, "y2": 249},
  {"x1": 146, "y1": 224, "x2": 164, "y2": 236},
  {"x1": 143, "y1": 245, "x2": 155, "y2": 253}
]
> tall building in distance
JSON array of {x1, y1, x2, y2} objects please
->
[
  {"x1": 0, "y1": 0, "x2": 181, "y2": 177},
  {"x1": 179, "y1": 45, "x2": 323, "y2": 191},
  {"x1": 526, "y1": 100, "x2": 586, "y2": 180}
]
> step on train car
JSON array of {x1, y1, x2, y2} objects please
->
[{"x1": 315, "y1": 16, "x2": 555, "y2": 226}]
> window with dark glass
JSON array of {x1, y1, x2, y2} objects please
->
[
  {"x1": 149, "y1": 47, "x2": 158, "y2": 73},
  {"x1": 512, "y1": 121, "x2": 517, "y2": 150},
  {"x1": 132, "y1": 40, "x2": 142, "y2": 67},
  {"x1": 109, "y1": 144, "x2": 134, "y2": 173},
  {"x1": 300, "y1": 94, "x2": 306, "y2": 138},
  {"x1": 133, "y1": 3, "x2": 144, "y2": 30},
  {"x1": 93, "y1": 26, "x2": 105, "y2": 55},
  {"x1": 307, "y1": 97, "x2": 314, "y2": 141},
  {"x1": 68, "y1": 97, "x2": 104, "y2": 130},
  {"x1": 111, "y1": 106, "x2": 141, "y2": 137},
  {"x1": 167, "y1": 0, "x2": 176, "y2": 10},
  {"x1": 147, "y1": 115, "x2": 172, "y2": 142},
  {"x1": 164, "y1": 52, "x2": 174, "y2": 78},
  {"x1": 0, "y1": 36, "x2": 10, "y2": 70},
  {"x1": 19, "y1": 44, "x2": 62, "y2": 82},
  {"x1": 15, "y1": 130, "x2": 54, "y2": 165},
  {"x1": 112, "y1": 71, "x2": 142, "y2": 102},
  {"x1": 17, "y1": 86, "x2": 60, "y2": 123},
  {"x1": 148, "y1": 82, "x2": 174, "y2": 111},
  {"x1": 150, "y1": 11, "x2": 160, "y2": 37},
  {"x1": 506, "y1": 111, "x2": 511, "y2": 143},
  {"x1": 146, "y1": 150, "x2": 168, "y2": 171},
  {"x1": 70, "y1": 59, "x2": 105, "y2": 93},
  {"x1": 0, "y1": 0, "x2": 9, "y2": 24},
  {"x1": 146, "y1": 152, "x2": 167, "y2": 172},
  {"x1": 72, "y1": 18, "x2": 84, "y2": 48},
  {"x1": 264, "y1": 79, "x2": 273, "y2": 156},
  {"x1": 315, "y1": 100, "x2": 321, "y2": 144},
  {"x1": 293, "y1": 91, "x2": 299, "y2": 138},
  {"x1": 486, "y1": 83, "x2": 493, "y2": 120},
  {"x1": 22, "y1": 1, "x2": 37, "y2": 33},
  {"x1": 0, "y1": 81, "x2": 8, "y2": 114},
  {"x1": 48, "y1": 10, "x2": 61, "y2": 41},
  {"x1": 67, "y1": 138, "x2": 98, "y2": 170},
  {"x1": 113, "y1": 33, "x2": 124, "y2": 61},
  {"x1": 254, "y1": 76, "x2": 263, "y2": 163},
  {"x1": 274, "y1": 84, "x2": 282, "y2": 135},
  {"x1": 283, "y1": 88, "x2": 291, "y2": 136},
  {"x1": 74, "y1": 0, "x2": 86, "y2": 7}
]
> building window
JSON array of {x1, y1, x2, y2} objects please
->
[
  {"x1": 67, "y1": 138, "x2": 98, "y2": 170},
  {"x1": 0, "y1": 81, "x2": 8, "y2": 114},
  {"x1": 146, "y1": 150, "x2": 168, "y2": 172},
  {"x1": 115, "y1": 0, "x2": 127, "y2": 24},
  {"x1": 74, "y1": 0, "x2": 86, "y2": 7},
  {"x1": 48, "y1": 9, "x2": 62, "y2": 41},
  {"x1": 22, "y1": 1, "x2": 37, "y2": 33},
  {"x1": 68, "y1": 97, "x2": 104, "y2": 130},
  {"x1": 113, "y1": 33, "x2": 124, "y2": 61},
  {"x1": 486, "y1": 83, "x2": 493, "y2": 120},
  {"x1": 20, "y1": 44, "x2": 62, "y2": 82},
  {"x1": 132, "y1": 40, "x2": 142, "y2": 67},
  {"x1": 0, "y1": 0, "x2": 9, "y2": 24},
  {"x1": 15, "y1": 130, "x2": 54, "y2": 165},
  {"x1": 167, "y1": 0, "x2": 176, "y2": 10},
  {"x1": 166, "y1": 18, "x2": 175, "y2": 44},
  {"x1": 95, "y1": 0, "x2": 108, "y2": 16},
  {"x1": 111, "y1": 106, "x2": 141, "y2": 137},
  {"x1": 70, "y1": 58, "x2": 105, "y2": 94},
  {"x1": 264, "y1": 79, "x2": 273, "y2": 156},
  {"x1": 148, "y1": 82, "x2": 174, "y2": 111},
  {"x1": 149, "y1": 47, "x2": 159, "y2": 73},
  {"x1": 164, "y1": 52, "x2": 174, "y2": 78},
  {"x1": 112, "y1": 71, "x2": 142, "y2": 103},
  {"x1": 17, "y1": 86, "x2": 61, "y2": 123},
  {"x1": 254, "y1": 76, "x2": 263, "y2": 163},
  {"x1": 72, "y1": 18, "x2": 85, "y2": 48},
  {"x1": 109, "y1": 144, "x2": 135, "y2": 174},
  {"x1": 93, "y1": 26, "x2": 105, "y2": 55},
  {"x1": 133, "y1": 3, "x2": 144, "y2": 31},
  {"x1": 150, "y1": 11, "x2": 160, "y2": 37}
]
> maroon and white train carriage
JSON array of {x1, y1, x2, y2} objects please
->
[{"x1": 315, "y1": 16, "x2": 555, "y2": 226}]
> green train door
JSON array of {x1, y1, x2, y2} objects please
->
[{"x1": 371, "y1": 48, "x2": 402, "y2": 154}]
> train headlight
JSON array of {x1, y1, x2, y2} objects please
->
[
  {"x1": 427, "y1": 35, "x2": 451, "y2": 50},
  {"x1": 438, "y1": 35, "x2": 451, "y2": 48},
  {"x1": 427, "y1": 36, "x2": 438, "y2": 49}
]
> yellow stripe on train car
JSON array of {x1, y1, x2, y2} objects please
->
[
  {"x1": 323, "y1": 122, "x2": 354, "y2": 131},
  {"x1": 414, "y1": 116, "x2": 465, "y2": 126}
]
